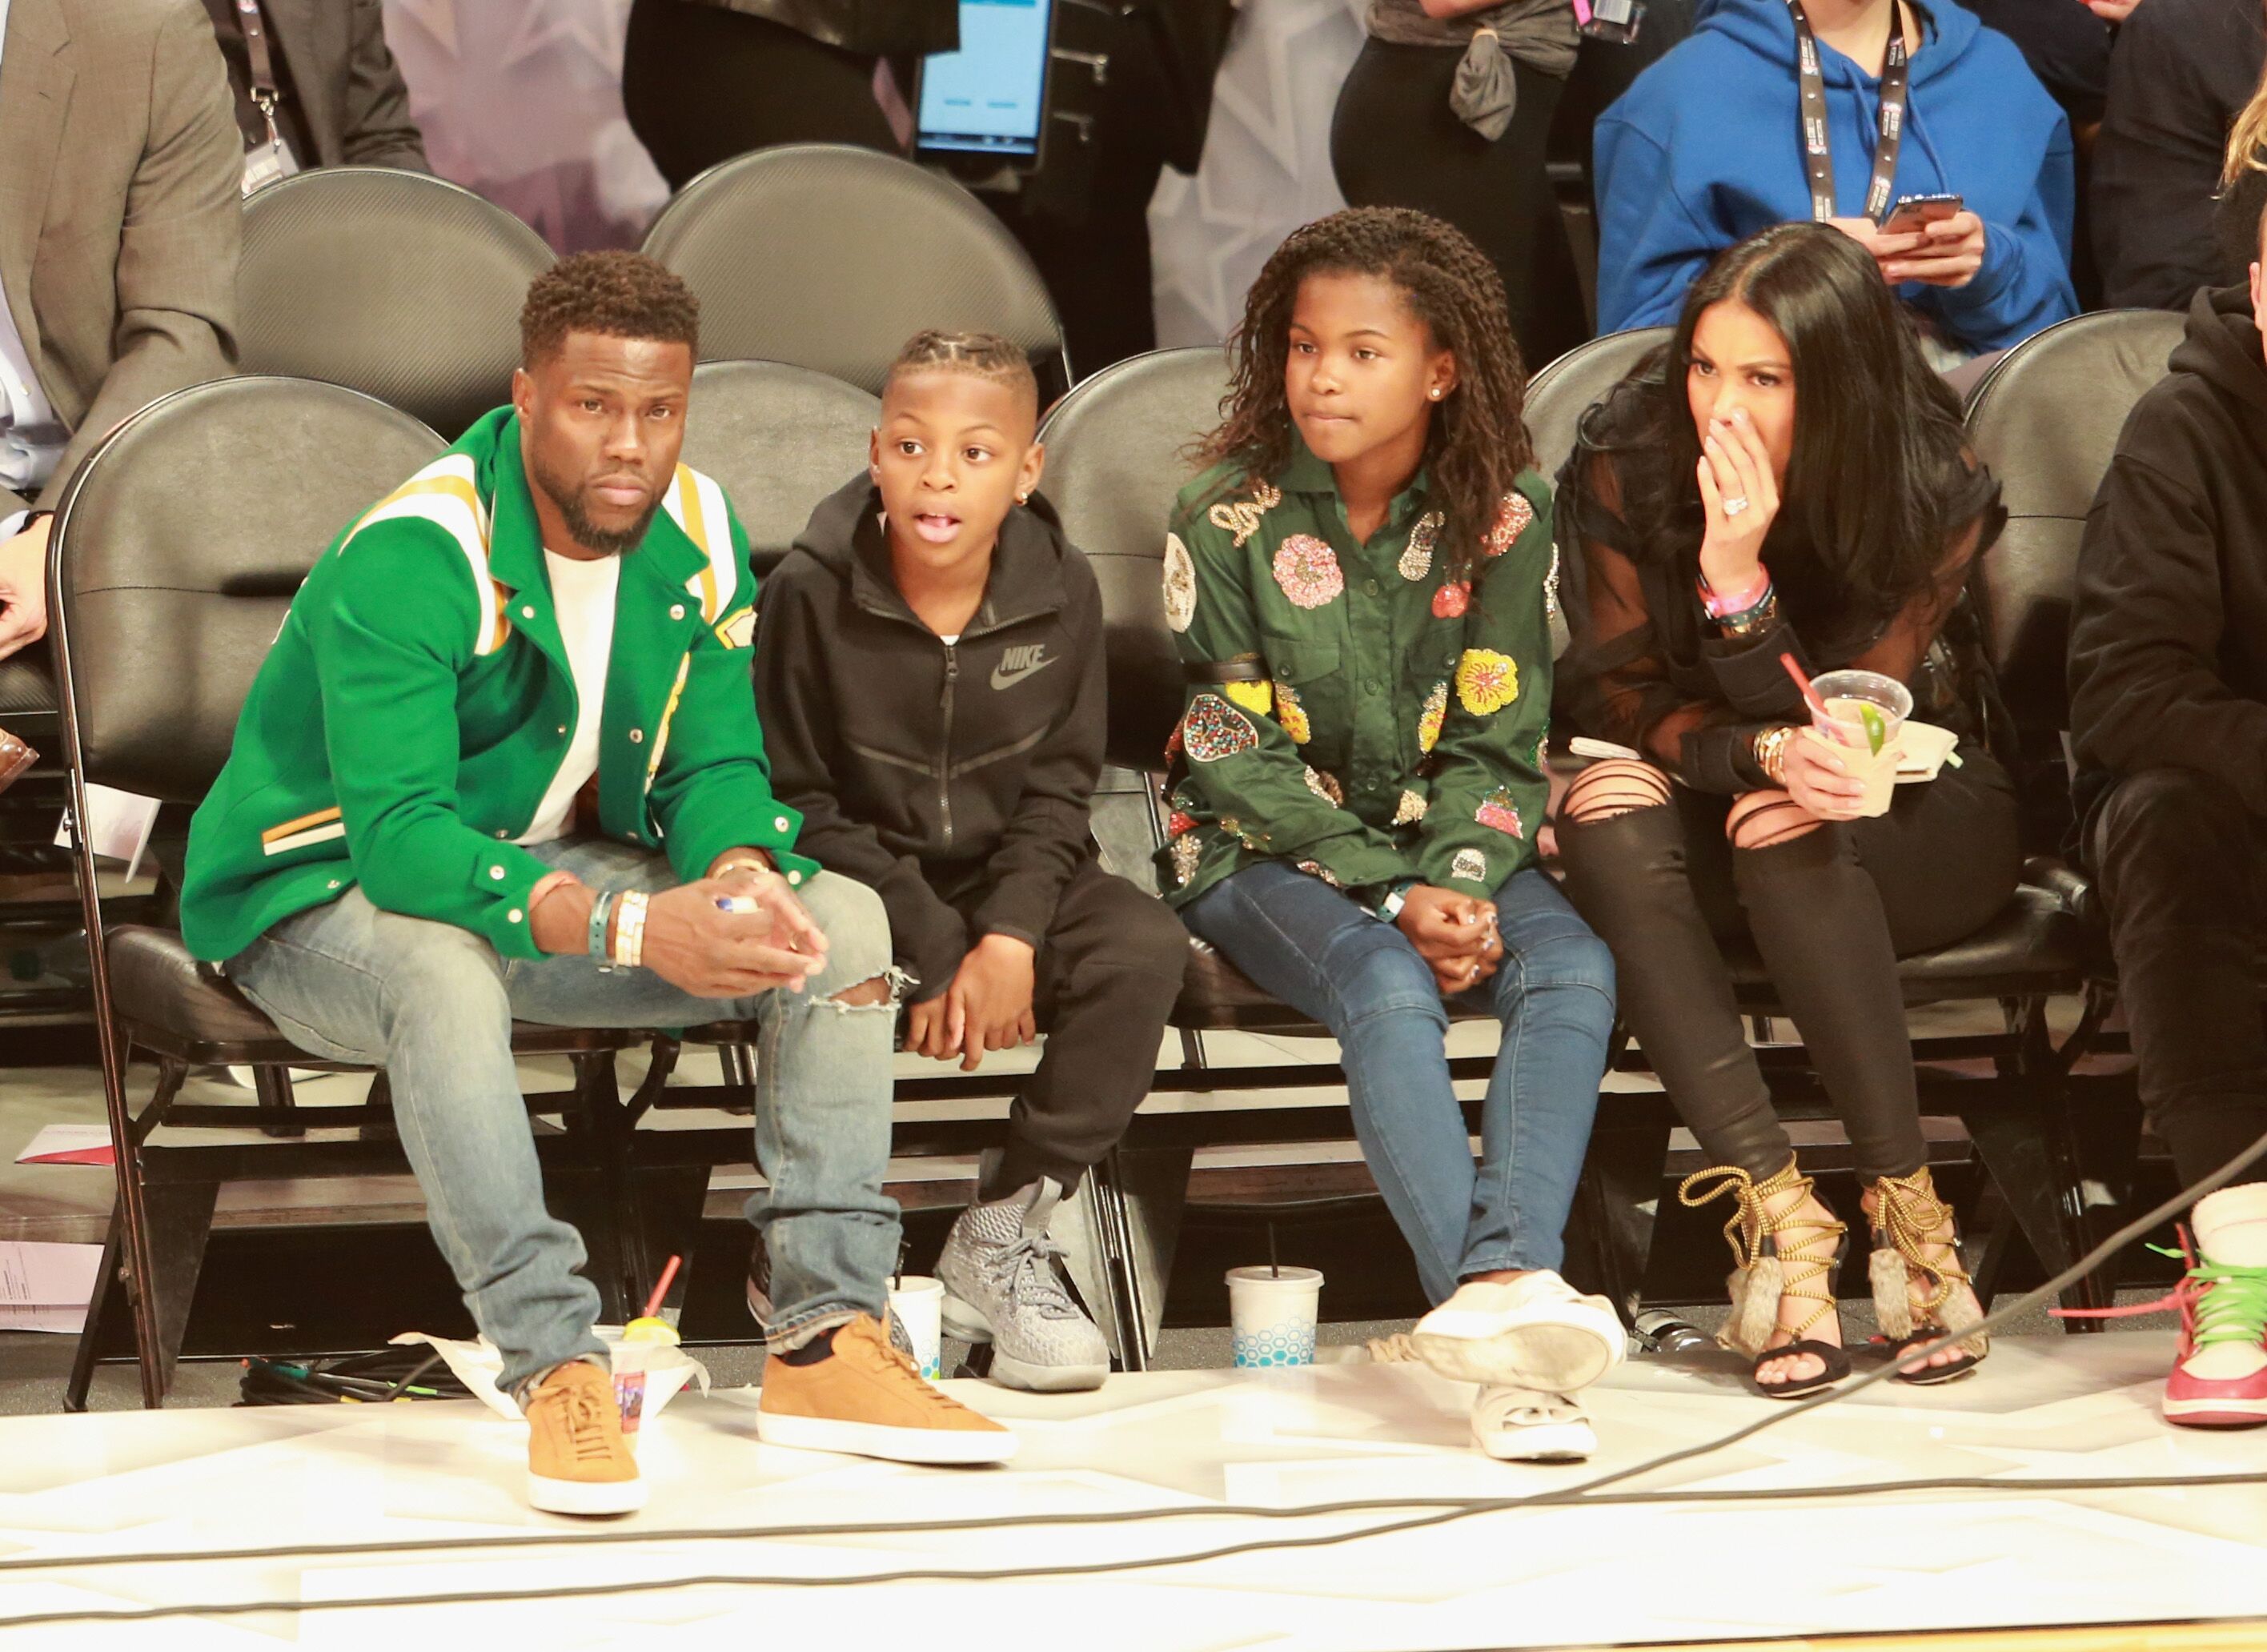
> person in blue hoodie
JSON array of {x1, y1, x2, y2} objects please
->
[{"x1": 1594, "y1": 0, "x2": 2076, "y2": 357}]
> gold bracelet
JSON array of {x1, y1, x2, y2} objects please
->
[
  {"x1": 612, "y1": 889, "x2": 650, "y2": 968},
  {"x1": 1751, "y1": 725, "x2": 1794, "y2": 787}
]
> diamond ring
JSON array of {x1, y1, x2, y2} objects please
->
[{"x1": 1722, "y1": 495, "x2": 1751, "y2": 517}]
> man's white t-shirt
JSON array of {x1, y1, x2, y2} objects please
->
[{"x1": 517, "y1": 549, "x2": 622, "y2": 844}]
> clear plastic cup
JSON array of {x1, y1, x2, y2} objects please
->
[
  {"x1": 1226, "y1": 1265, "x2": 1323, "y2": 1368},
  {"x1": 889, "y1": 1275, "x2": 945, "y2": 1380},
  {"x1": 1804, "y1": 668, "x2": 1912, "y2": 818}
]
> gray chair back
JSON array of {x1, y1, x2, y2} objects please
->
[
  {"x1": 1523, "y1": 326, "x2": 1674, "y2": 488},
  {"x1": 678, "y1": 359, "x2": 880, "y2": 578},
  {"x1": 50, "y1": 378, "x2": 445, "y2": 800},
  {"x1": 239, "y1": 167, "x2": 555, "y2": 438},
  {"x1": 1037, "y1": 347, "x2": 1230, "y2": 773},
  {"x1": 642, "y1": 144, "x2": 1069, "y2": 397},
  {"x1": 1963, "y1": 309, "x2": 2185, "y2": 738}
]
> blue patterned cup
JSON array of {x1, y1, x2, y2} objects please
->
[
  {"x1": 888, "y1": 1276, "x2": 945, "y2": 1380},
  {"x1": 1226, "y1": 1265, "x2": 1324, "y2": 1368}
]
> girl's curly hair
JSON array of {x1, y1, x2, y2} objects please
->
[{"x1": 1197, "y1": 206, "x2": 1533, "y2": 583}]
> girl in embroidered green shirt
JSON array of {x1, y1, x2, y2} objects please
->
[{"x1": 1163, "y1": 206, "x2": 1624, "y2": 1463}]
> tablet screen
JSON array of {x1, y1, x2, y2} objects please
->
[{"x1": 916, "y1": 0, "x2": 1054, "y2": 158}]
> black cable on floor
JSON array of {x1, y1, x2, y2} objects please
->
[
  {"x1": 6, "y1": 1125, "x2": 2263, "y2": 1630},
  {"x1": 2, "y1": 1470, "x2": 2263, "y2": 1578}
]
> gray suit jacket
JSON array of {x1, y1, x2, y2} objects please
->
[
  {"x1": 263, "y1": 0, "x2": 426, "y2": 170},
  {"x1": 0, "y1": 0, "x2": 240, "y2": 508}
]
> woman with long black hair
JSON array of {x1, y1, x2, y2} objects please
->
[{"x1": 1552, "y1": 221, "x2": 2017, "y2": 1399}]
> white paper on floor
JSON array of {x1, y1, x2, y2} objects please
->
[
  {"x1": 13, "y1": 1122, "x2": 113, "y2": 1166},
  {"x1": 0, "y1": 1241, "x2": 100, "y2": 1333},
  {"x1": 53, "y1": 782, "x2": 160, "y2": 879}
]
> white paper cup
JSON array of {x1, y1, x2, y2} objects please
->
[
  {"x1": 889, "y1": 1275, "x2": 945, "y2": 1379},
  {"x1": 1226, "y1": 1265, "x2": 1323, "y2": 1368}
]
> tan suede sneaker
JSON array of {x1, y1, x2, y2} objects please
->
[
  {"x1": 525, "y1": 1358, "x2": 644, "y2": 1515},
  {"x1": 757, "y1": 1314, "x2": 1018, "y2": 1465}
]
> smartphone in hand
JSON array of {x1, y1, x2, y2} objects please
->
[{"x1": 1877, "y1": 193, "x2": 1963, "y2": 236}]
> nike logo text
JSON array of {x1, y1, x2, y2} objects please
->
[{"x1": 990, "y1": 644, "x2": 1057, "y2": 690}]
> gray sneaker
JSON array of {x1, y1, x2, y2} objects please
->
[{"x1": 937, "y1": 1178, "x2": 1110, "y2": 1392}]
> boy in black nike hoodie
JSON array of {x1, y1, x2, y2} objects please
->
[
  {"x1": 755, "y1": 331, "x2": 1187, "y2": 1393},
  {"x1": 2067, "y1": 235, "x2": 2267, "y2": 1429}
]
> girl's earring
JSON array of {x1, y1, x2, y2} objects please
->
[{"x1": 1429, "y1": 387, "x2": 1445, "y2": 400}]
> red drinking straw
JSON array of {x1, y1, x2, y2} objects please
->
[
  {"x1": 1779, "y1": 652, "x2": 1832, "y2": 726},
  {"x1": 641, "y1": 1254, "x2": 682, "y2": 1322}
]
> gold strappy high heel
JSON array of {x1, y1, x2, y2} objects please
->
[
  {"x1": 1679, "y1": 1161, "x2": 1852, "y2": 1400},
  {"x1": 1868, "y1": 1165, "x2": 1988, "y2": 1384}
]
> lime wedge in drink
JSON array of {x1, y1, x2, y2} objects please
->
[{"x1": 1857, "y1": 701, "x2": 1887, "y2": 756}]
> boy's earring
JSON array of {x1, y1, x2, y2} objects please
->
[{"x1": 1429, "y1": 386, "x2": 1445, "y2": 400}]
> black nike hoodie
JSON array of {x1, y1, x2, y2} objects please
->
[
  {"x1": 754, "y1": 474, "x2": 1108, "y2": 1000},
  {"x1": 2069, "y1": 283, "x2": 2267, "y2": 828}
]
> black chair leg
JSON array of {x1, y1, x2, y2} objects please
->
[
  {"x1": 251, "y1": 1062, "x2": 305, "y2": 1139},
  {"x1": 1569, "y1": 1117, "x2": 1672, "y2": 1318},
  {"x1": 622, "y1": 1164, "x2": 710, "y2": 1317},
  {"x1": 64, "y1": 1211, "x2": 126, "y2": 1412},
  {"x1": 129, "y1": 1177, "x2": 220, "y2": 1403},
  {"x1": 1960, "y1": 1096, "x2": 2100, "y2": 1325}
]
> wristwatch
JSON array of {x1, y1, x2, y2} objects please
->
[{"x1": 1366, "y1": 878, "x2": 1419, "y2": 924}]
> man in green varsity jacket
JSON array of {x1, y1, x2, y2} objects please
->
[{"x1": 182, "y1": 254, "x2": 1013, "y2": 1515}]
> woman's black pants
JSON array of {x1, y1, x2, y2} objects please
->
[{"x1": 1556, "y1": 756, "x2": 2020, "y2": 1183}]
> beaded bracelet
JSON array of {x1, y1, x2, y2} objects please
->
[
  {"x1": 586, "y1": 888, "x2": 620, "y2": 966},
  {"x1": 612, "y1": 889, "x2": 650, "y2": 969}
]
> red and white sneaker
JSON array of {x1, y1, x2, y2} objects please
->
[{"x1": 2060, "y1": 1183, "x2": 2267, "y2": 1429}]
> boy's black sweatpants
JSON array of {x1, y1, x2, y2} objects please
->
[{"x1": 936, "y1": 859, "x2": 1189, "y2": 1200}]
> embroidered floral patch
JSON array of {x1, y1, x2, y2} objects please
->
[
  {"x1": 1182, "y1": 692, "x2": 1260, "y2": 763},
  {"x1": 1476, "y1": 788, "x2": 1525, "y2": 838},
  {"x1": 1418, "y1": 682, "x2": 1449, "y2": 753},
  {"x1": 1162, "y1": 532, "x2": 1198, "y2": 632},
  {"x1": 1170, "y1": 834, "x2": 1202, "y2": 886},
  {"x1": 1225, "y1": 678, "x2": 1274, "y2": 716},
  {"x1": 1432, "y1": 580, "x2": 1471, "y2": 620},
  {"x1": 1271, "y1": 534, "x2": 1344, "y2": 609},
  {"x1": 1544, "y1": 543, "x2": 1561, "y2": 621},
  {"x1": 1451, "y1": 848, "x2": 1489, "y2": 885},
  {"x1": 1303, "y1": 766, "x2": 1344, "y2": 806},
  {"x1": 1456, "y1": 648, "x2": 1520, "y2": 716},
  {"x1": 1485, "y1": 491, "x2": 1535, "y2": 559},
  {"x1": 1275, "y1": 681, "x2": 1311, "y2": 745},
  {"x1": 1295, "y1": 859, "x2": 1343, "y2": 889},
  {"x1": 1398, "y1": 511, "x2": 1444, "y2": 581},
  {"x1": 1167, "y1": 811, "x2": 1197, "y2": 839},
  {"x1": 1207, "y1": 482, "x2": 1283, "y2": 547},
  {"x1": 1392, "y1": 788, "x2": 1428, "y2": 826}
]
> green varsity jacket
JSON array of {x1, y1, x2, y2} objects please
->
[
  {"x1": 181, "y1": 407, "x2": 817, "y2": 964},
  {"x1": 1155, "y1": 435, "x2": 1556, "y2": 909}
]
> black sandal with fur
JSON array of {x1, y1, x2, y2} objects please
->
[
  {"x1": 1679, "y1": 1162, "x2": 1854, "y2": 1401},
  {"x1": 1868, "y1": 1167, "x2": 1988, "y2": 1386}
]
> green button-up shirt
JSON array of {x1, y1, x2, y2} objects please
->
[{"x1": 1155, "y1": 435, "x2": 1556, "y2": 909}]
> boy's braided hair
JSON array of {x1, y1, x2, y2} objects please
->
[
  {"x1": 887, "y1": 329, "x2": 1039, "y2": 418},
  {"x1": 1198, "y1": 206, "x2": 1533, "y2": 583}
]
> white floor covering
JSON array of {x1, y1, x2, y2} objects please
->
[{"x1": 2, "y1": 1331, "x2": 2265, "y2": 1648}]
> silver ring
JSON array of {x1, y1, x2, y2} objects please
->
[{"x1": 1722, "y1": 495, "x2": 1751, "y2": 517}]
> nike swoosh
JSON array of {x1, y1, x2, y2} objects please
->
[{"x1": 990, "y1": 655, "x2": 1059, "y2": 690}]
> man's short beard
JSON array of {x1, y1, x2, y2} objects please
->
[{"x1": 532, "y1": 454, "x2": 656, "y2": 557}]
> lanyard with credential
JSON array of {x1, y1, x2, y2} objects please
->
[
  {"x1": 1788, "y1": 0, "x2": 1910, "y2": 226},
  {"x1": 236, "y1": 0, "x2": 282, "y2": 149}
]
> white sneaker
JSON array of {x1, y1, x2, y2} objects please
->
[
  {"x1": 1410, "y1": 1271, "x2": 1627, "y2": 1391},
  {"x1": 1471, "y1": 1385, "x2": 1595, "y2": 1462}
]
